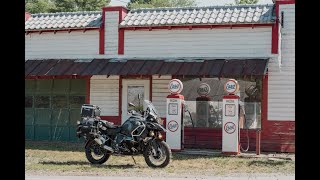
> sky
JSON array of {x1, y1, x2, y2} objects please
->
[{"x1": 109, "y1": 0, "x2": 274, "y2": 6}]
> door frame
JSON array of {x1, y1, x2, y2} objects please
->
[{"x1": 121, "y1": 78, "x2": 150, "y2": 124}]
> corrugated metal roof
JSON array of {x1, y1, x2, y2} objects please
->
[
  {"x1": 120, "y1": 4, "x2": 275, "y2": 27},
  {"x1": 25, "y1": 59, "x2": 268, "y2": 78},
  {"x1": 25, "y1": 11, "x2": 102, "y2": 31}
]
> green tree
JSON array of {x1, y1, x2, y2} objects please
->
[
  {"x1": 25, "y1": 0, "x2": 57, "y2": 14},
  {"x1": 25, "y1": 0, "x2": 111, "y2": 13},
  {"x1": 235, "y1": 0, "x2": 259, "y2": 4},
  {"x1": 54, "y1": 0, "x2": 111, "y2": 12},
  {"x1": 127, "y1": 0, "x2": 196, "y2": 9}
]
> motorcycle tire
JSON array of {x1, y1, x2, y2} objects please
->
[
  {"x1": 85, "y1": 140, "x2": 111, "y2": 164},
  {"x1": 143, "y1": 140, "x2": 172, "y2": 168}
]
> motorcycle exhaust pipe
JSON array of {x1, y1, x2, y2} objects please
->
[
  {"x1": 94, "y1": 138, "x2": 103, "y2": 145},
  {"x1": 103, "y1": 145, "x2": 114, "y2": 153},
  {"x1": 94, "y1": 138, "x2": 114, "y2": 153}
]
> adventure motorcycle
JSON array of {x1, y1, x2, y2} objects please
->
[{"x1": 76, "y1": 100, "x2": 172, "y2": 168}]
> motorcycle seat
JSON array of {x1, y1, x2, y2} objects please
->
[{"x1": 101, "y1": 120, "x2": 119, "y2": 129}]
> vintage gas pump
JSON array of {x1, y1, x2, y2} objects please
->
[
  {"x1": 166, "y1": 79, "x2": 184, "y2": 151},
  {"x1": 222, "y1": 79, "x2": 241, "y2": 154},
  {"x1": 196, "y1": 83, "x2": 211, "y2": 127}
]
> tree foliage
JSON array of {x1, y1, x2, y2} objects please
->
[
  {"x1": 235, "y1": 0, "x2": 259, "y2": 4},
  {"x1": 127, "y1": 0, "x2": 197, "y2": 9},
  {"x1": 25, "y1": 0, "x2": 111, "y2": 13},
  {"x1": 25, "y1": 0, "x2": 56, "y2": 14}
]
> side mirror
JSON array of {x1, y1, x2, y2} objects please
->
[{"x1": 128, "y1": 102, "x2": 136, "y2": 107}]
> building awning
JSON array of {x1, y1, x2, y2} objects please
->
[{"x1": 25, "y1": 59, "x2": 269, "y2": 78}]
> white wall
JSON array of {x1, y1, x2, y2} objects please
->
[
  {"x1": 90, "y1": 75, "x2": 119, "y2": 116},
  {"x1": 124, "y1": 27, "x2": 272, "y2": 58},
  {"x1": 105, "y1": 11, "x2": 119, "y2": 55},
  {"x1": 267, "y1": 4, "x2": 295, "y2": 121},
  {"x1": 152, "y1": 75, "x2": 172, "y2": 118},
  {"x1": 25, "y1": 31, "x2": 100, "y2": 59}
]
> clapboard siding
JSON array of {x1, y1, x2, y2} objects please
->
[
  {"x1": 267, "y1": 4, "x2": 295, "y2": 121},
  {"x1": 25, "y1": 31, "x2": 99, "y2": 59},
  {"x1": 152, "y1": 75, "x2": 171, "y2": 118},
  {"x1": 105, "y1": 11, "x2": 119, "y2": 55},
  {"x1": 90, "y1": 75, "x2": 119, "y2": 116},
  {"x1": 124, "y1": 27, "x2": 272, "y2": 58}
]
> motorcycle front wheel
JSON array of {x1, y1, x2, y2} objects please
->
[
  {"x1": 85, "y1": 140, "x2": 110, "y2": 164},
  {"x1": 143, "y1": 140, "x2": 172, "y2": 168}
]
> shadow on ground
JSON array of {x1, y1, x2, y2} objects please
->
[
  {"x1": 248, "y1": 160, "x2": 287, "y2": 166},
  {"x1": 40, "y1": 161, "x2": 136, "y2": 169},
  {"x1": 25, "y1": 141, "x2": 84, "y2": 152}
]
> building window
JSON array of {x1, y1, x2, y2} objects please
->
[
  {"x1": 181, "y1": 77, "x2": 262, "y2": 129},
  {"x1": 69, "y1": 96, "x2": 85, "y2": 108},
  {"x1": 52, "y1": 96, "x2": 68, "y2": 108},
  {"x1": 25, "y1": 96, "x2": 33, "y2": 108},
  {"x1": 34, "y1": 96, "x2": 51, "y2": 108}
]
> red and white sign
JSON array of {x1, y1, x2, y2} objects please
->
[
  {"x1": 168, "y1": 79, "x2": 183, "y2": 94},
  {"x1": 197, "y1": 83, "x2": 211, "y2": 96},
  {"x1": 168, "y1": 120, "x2": 179, "y2": 132},
  {"x1": 224, "y1": 122, "x2": 236, "y2": 134},
  {"x1": 224, "y1": 79, "x2": 239, "y2": 95}
]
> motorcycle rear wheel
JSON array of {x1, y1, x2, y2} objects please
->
[
  {"x1": 143, "y1": 140, "x2": 172, "y2": 168},
  {"x1": 85, "y1": 140, "x2": 111, "y2": 164}
]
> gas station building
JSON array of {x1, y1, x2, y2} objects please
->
[{"x1": 25, "y1": 0, "x2": 295, "y2": 153}]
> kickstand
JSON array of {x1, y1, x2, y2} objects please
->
[{"x1": 131, "y1": 156, "x2": 137, "y2": 165}]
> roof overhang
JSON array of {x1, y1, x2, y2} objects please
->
[{"x1": 25, "y1": 58, "x2": 269, "y2": 79}]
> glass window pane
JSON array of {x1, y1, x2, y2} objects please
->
[
  {"x1": 52, "y1": 96, "x2": 68, "y2": 108},
  {"x1": 25, "y1": 96, "x2": 33, "y2": 108},
  {"x1": 34, "y1": 96, "x2": 50, "y2": 108},
  {"x1": 181, "y1": 77, "x2": 262, "y2": 129},
  {"x1": 69, "y1": 96, "x2": 85, "y2": 108},
  {"x1": 127, "y1": 86, "x2": 144, "y2": 112}
]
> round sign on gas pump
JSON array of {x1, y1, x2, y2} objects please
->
[
  {"x1": 224, "y1": 79, "x2": 239, "y2": 95},
  {"x1": 168, "y1": 79, "x2": 183, "y2": 94},
  {"x1": 197, "y1": 83, "x2": 211, "y2": 96}
]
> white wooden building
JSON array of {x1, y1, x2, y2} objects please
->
[{"x1": 25, "y1": 0, "x2": 295, "y2": 152}]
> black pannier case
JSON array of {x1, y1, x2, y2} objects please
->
[{"x1": 81, "y1": 104, "x2": 101, "y2": 117}]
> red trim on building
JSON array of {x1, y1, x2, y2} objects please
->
[
  {"x1": 25, "y1": 28, "x2": 99, "y2": 34},
  {"x1": 25, "y1": 75, "x2": 91, "y2": 79},
  {"x1": 223, "y1": 95, "x2": 240, "y2": 99},
  {"x1": 86, "y1": 78, "x2": 90, "y2": 104},
  {"x1": 99, "y1": 23, "x2": 104, "y2": 54},
  {"x1": 118, "y1": 29, "x2": 125, "y2": 54},
  {"x1": 102, "y1": 6, "x2": 128, "y2": 55},
  {"x1": 272, "y1": 4, "x2": 279, "y2": 54},
  {"x1": 277, "y1": 0, "x2": 295, "y2": 4},
  {"x1": 25, "y1": 12, "x2": 31, "y2": 21},
  {"x1": 167, "y1": 94, "x2": 184, "y2": 99},
  {"x1": 222, "y1": 151, "x2": 240, "y2": 155},
  {"x1": 121, "y1": 24, "x2": 273, "y2": 31}
]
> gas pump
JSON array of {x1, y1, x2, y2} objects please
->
[
  {"x1": 196, "y1": 83, "x2": 211, "y2": 127},
  {"x1": 222, "y1": 79, "x2": 241, "y2": 154},
  {"x1": 166, "y1": 79, "x2": 184, "y2": 151}
]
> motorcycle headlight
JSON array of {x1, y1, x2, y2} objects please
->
[{"x1": 77, "y1": 120, "x2": 81, "y2": 125}]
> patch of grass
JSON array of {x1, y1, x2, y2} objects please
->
[{"x1": 25, "y1": 141, "x2": 295, "y2": 177}]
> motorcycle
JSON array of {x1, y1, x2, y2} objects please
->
[{"x1": 76, "y1": 100, "x2": 172, "y2": 168}]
